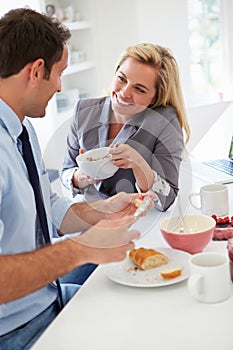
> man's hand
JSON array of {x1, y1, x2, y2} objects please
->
[
  {"x1": 70, "y1": 216, "x2": 140, "y2": 265},
  {"x1": 60, "y1": 192, "x2": 154, "y2": 235},
  {"x1": 97, "y1": 192, "x2": 155, "y2": 219},
  {"x1": 73, "y1": 216, "x2": 139, "y2": 248}
]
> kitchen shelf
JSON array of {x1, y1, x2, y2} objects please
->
[
  {"x1": 32, "y1": 0, "x2": 98, "y2": 155},
  {"x1": 62, "y1": 20, "x2": 91, "y2": 31},
  {"x1": 63, "y1": 61, "x2": 95, "y2": 76}
]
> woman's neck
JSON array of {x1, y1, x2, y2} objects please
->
[
  {"x1": 108, "y1": 113, "x2": 123, "y2": 141},
  {"x1": 110, "y1": 111, "x2": 133, "y2": 124}
]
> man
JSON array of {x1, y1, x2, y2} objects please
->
[{"x1": 0, "y1": 8, "x2": 147, "y2": 349}]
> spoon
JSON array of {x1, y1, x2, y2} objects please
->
[
  {"x1": 178, "y1": 197, "x2": 185, "y2": 233},
  {"x1": 102, "y1": 141, "x2": 121, "y2": 159}
]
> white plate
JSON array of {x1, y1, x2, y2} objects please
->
[{"x1": 103, "y1": 248, "x2": 190, "y2": 287}]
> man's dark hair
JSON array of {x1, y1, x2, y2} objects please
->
[{"x1": 0, "y1": 8, "x2": 71, "y2": 79}]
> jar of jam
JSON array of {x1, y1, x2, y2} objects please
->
[{"x1": 227, "y1": 238, "x2": 233, "y2": 282}]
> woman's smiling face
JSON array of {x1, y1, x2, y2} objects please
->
[{"x1": 110, "y1": 57, "x2": 157, "y2": 117}]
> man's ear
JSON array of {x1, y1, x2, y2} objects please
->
[{"x1": 29, "y1": 59, "x2": 45, "y2": 81}]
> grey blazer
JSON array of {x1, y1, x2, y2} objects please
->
[{"x1": 61, "y1": 96, "x2": 184, "y2": 211}]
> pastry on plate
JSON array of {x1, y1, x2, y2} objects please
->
[
  {"x1": 160, "y1": 268, "x2": 182, "y2": 279},
  {"x1": 129, "y1": 247, "x2": 168, "y2": 270}
]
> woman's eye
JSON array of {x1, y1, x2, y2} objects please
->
[
  {"x1": 135, "y1": 86, "x2": 146, "y2": 93},
  {"x1": 118, "y1": 75, "x2": 126, "y2": 82}
]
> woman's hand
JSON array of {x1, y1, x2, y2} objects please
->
[
  {"x1": 109, "y1": 144, "x2": 155, "y2": 192},
  {"x1": 73, "y1": 148, "x2": 99, "y2": 188},
  {"x1": 109, "y1": 144, "x2": 143, "y2": 170},
  {"x1": 73, "y1": 169, "x2": 98, "y2": 189}
]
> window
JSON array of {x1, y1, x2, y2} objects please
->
[{"x1": 188, "y1": 0, "x2": 226, "y2": 101}]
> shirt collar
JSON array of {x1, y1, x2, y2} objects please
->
[
  {"x1": 99, "y1": 96, "x2": 112, "y2": 124},
  {"x1": 0, "y1": 98, "x2": 23, "y2": 142}
]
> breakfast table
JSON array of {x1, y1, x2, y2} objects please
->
[{"x1": 32, "y1": 173, "x2": 233, "y2": 350}]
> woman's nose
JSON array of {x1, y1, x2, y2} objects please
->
[{"x1": 121, "y1": 84, "x2": 132, "y2": 98}]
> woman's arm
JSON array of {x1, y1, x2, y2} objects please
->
[
  {"x1": 61, "y1": 102, "x2": 82, "y2": 193},
  {"x1": 61, "y1": 98, "x2": 107, "y2": 193},
  {"x1": 149, "y1": 114, "x2": 184, "y2": 211},
  {"x1": 109, "y1": 110, "x2": 184, "y2": 211},
  {"x1": 109, "y1": 144, "x2": 155, "y2": 192}
]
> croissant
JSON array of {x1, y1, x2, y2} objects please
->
[{"x1": 129, "y1": 247, "x2": 168, "y2": 270}]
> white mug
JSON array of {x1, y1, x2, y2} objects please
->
[
  {"x1": 189, "y1": 184, "x2": 229, "y2": 216},
  {"x1": 188, "y1": 252, "x2": 231, "y2": 303}
]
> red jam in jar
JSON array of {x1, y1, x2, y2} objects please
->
[{"x1": 227, "y1": 238, "x2": 233, "y2": 282}]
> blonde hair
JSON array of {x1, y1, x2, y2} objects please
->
[{"x1": 115, "y1": 43, "x2": 190, "y2": 143}]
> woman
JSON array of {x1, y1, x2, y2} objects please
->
[{"x1": 61, "y1": 43, "x2": 190, "y2": 211}]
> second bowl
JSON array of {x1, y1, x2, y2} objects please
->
[{"x1": 160, "y1": 214, "x2": 216, "y2": 254}]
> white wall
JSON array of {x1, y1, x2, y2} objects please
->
[
  {"x1": 0, "y1": 0, "x2": 41, "y2": 13},
  {"x1": 136, "y1": 0, "x2": 191, "y2": 102},
  {"x1": 93, "y1": 0, "x2": 192, "y2": 103},
  {"x1": 92, "y1": 0, "x2": 138, "y2": 95},
  {"x1": 0, "y1": 0, "x2": 230, "y2": 160},
  {"x1": 91, "y1": 0, "x2": 230, "y2": 153}
]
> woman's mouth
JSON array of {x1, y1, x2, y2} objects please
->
[
  {"x1": 116, "y1": 96, "x2": 131, "y2": 106},
  {"x1": 111, "y1": 92, "x2": 146, "y2": 116},
  {"x1": 113, "y1": 93, "x2": 134, "y2": 108}
]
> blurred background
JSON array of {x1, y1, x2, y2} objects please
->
[{"x1": 1, "y1": 0, "x2": 233, "y2": 193}]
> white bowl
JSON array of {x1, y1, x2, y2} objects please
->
[{"x1": 76, "y1": 147, "x2": 118, "y2": 180}]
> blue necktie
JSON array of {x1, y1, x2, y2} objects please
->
[{"x1": 19, "y1": 124, "x2": 63, "y2": 309}]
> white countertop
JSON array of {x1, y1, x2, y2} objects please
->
[{"x1": 32, "y1": 180, "x2": 233, "y2": 350}]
